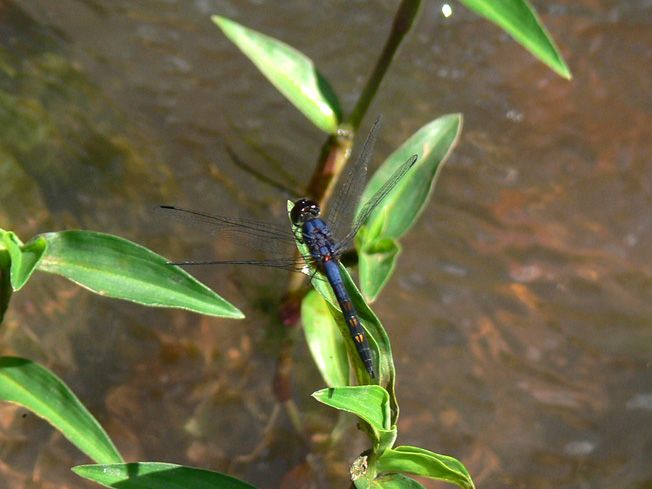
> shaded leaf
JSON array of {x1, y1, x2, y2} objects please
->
[
  {"x1": 377, "y1": 446, "x2": 474, "y2": 489},
  {"x1": 372, "y1": 473, "x2": 427, "y2": 489},
  {"x1": 459, "y1": 0, "x2": 571, "y2": 79},
  {"x1": 0, "y1": 250, "x2": 12, "y2": 324},
  {"x1": 37, "y1": 230, "x2": 243, "y2": 318},
  {"x1": 212, "y1": 15, "x2": 341, "y2": 133},
  {"x1": 301, "y1": 290, "x2": 349, "y2": 387},
  {"x1": 358, "y1": 237, "x2": 400, "y2": 303},
  {"x1": 11, "y1": 236, "x2": 47, "y2": 290},
  {"x1": 73, "y1": 462, "x2": 257, "y2": 489},
  {"x1": 2, "y1": 230, "x2": 47, "y2": 290},
  {"x1": 357, "y1": 114, "x2": 462, "y2": 300},
  {"x1": 0, "y1": 357, "x2": 123, "y2": 464}
]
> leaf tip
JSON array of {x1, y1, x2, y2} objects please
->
[
  {"x1": 210, "y1": 14, "x2": 226, "y2": 27},
  {"x1": 557, "y1": 63, "x2": 573, "y2": 80}
]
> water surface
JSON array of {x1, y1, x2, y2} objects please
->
[{"x1": 1, "y1": 1, "x2": 651, "y2": 488}]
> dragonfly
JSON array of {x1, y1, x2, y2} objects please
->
[{"x1": 160, "y1": 118, "x2": 418, "y2": 378}]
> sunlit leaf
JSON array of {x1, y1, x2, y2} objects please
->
[
  {"x1": 312, "y1": 385, "x2": 391, "y2": 431},
  {"x1": 0, "y1": 357, "x2": 123, "y2": 464},
  {"x1": 377, "y1": 446, "x2": 474, "y2": 489},
  {"x1": 73, "y1": 462, "x2": 257, "y2": 489},
  {"x1": 301, "y1": 290, "x2": 349, "y2": 387},
  {"x1": 212, "y1": 15, "x2": 341, "y2": 133},
  {"x1": 459, "y1": 0, "x2": 571, "y2": 79},
  {"x1": 357, "y1": 114, "x2": 462, "y2": 301},
  {"x1": 313, "y1": 385, "x2": 397, "y2": 453},
  {"x1": 36, "y1": 231, "x2": 243, "y2": 318}
]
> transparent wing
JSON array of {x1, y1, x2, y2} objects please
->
[
  {"x1": 157, "y1": 205, "x2": 329, "y2": 279},
  {"x1": 325, "y1": 116, "x2": 382, "y2": 244},
  {"x1": 167, "y1": 257, "x2": 310, "y2": 273},
  {"x1": 158, "y1": 204, "x2": 295, "y2": 254},
  {"x1": 158, "y1": 205, "x2": 295, "y2": 243},
  {"x1": 338, "y1": 154, "x2": 418, "y2": 250}
]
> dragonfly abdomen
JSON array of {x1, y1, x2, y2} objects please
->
[{"x1": 322, "y1": 259, "x2": 375, "y2": 378}]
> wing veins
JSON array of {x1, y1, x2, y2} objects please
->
[
  {"x1": 339, "y1": 154, "x2": 418, "y2": 249},
  {"x1": 158, "y1": 205, "x2": 295, "y2": 242}
]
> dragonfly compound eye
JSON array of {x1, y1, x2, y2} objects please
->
[{"x1": 291, "y1": 198, "x2": 321, "y2": 224}]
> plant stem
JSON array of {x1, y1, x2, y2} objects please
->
[
  {"x1": 276, "y1": 0, "x2": 421, "y2": 400},
  {"x1": 347, "y1": 0, "x2": 422, "y2": 131},
  {"x1": 306, "y1": 0, "x2": 421, "y2": 210}
]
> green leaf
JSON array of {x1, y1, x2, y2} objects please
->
[
  {"x1": 312, "y1": 385, "x2": 391, "y2": 431},
  {"x1": 0, "y1": 230, "x2": 47, "y2": 291},
  {"x1": 301, "y1": 290, "x2": 349, "y2": 387},
  {"x1": 36, "y1": 230, "x2": 243, "y2": 318},
  {"x1": 212, "y1": 15, "x2": 341, "y2": 133},
  {"x1": 73, "y1": 462, "x2": 257, "y2": 489},
  {"x1": 357, "y1": 114, "x2": 462, "y2": 300},
  {"x1": 459, "y1": 0, "x2": 572, "y2": 79},
  {"x1": 313, "y1": 385, "x2": 397, "y2": 454},
  {"x1": 376, "y1": 446, "x2": 474, "y2": 489},
  {"x1": 371, "y1": 473, "x2": 427, "y2": 489},
  {"x1": 0, "y1": 250, "x2": 13, "y2": 324},
  {"x1": 359, "y1": 114, "x2": 462, "y2": 241},
  {"x1": 358, "y1": 237, "x2": 400, "y2": 303},
  {"x1": 0, "y1": 356, "x2": 123, "y2": 464}
]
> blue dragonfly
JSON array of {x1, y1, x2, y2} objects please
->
[{"x1": 160, "y1": 119, "x2": 417, "y2": 378}]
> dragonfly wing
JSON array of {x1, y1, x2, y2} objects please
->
[
  {"x1": 338, "y1": 154, "x2": 418, "y2": 250},
  {"x1": 325, "y1": 116, "x2": 382, "y2": 244},
  {"x1": 157, "y1": 204, "x2": 301, "y2": 264},
  {"x1": 158, "y1": 205, "x2": 330, "y2": 277},
  {"x1": 158, "y1": 205, "x2": 295, "y2": 242},
  {"x1": 169, "y1": 256, "x2": 308, "y2": 272}
]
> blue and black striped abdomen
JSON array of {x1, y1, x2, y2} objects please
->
[
  {"x1": 301, "y1": 218, "x2": 375, "y2": 377},
  {"x1": 321, "y1": 256, "x2": 375, "y2": 378}
]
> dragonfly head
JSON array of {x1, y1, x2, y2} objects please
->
[{"x1": 291, "y1": 198, "x2": 321, "y2": 225}]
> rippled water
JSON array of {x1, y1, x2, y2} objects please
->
[{"x1": 1, "y1": 1, "x2": 651, "y2": 488}]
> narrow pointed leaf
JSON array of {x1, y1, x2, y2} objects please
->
[
  {"x1": 0, "y1": 357, "x2": 123, "y2": 464},
  {"x1": 377, "y1": 446, "x2": 474, "y2": 489},
  {"x1": 301, "y1": 290, "x2": 349, "y2": 387},
  {"x1": 37, "y1": 231, "x2": 243, "y2": 318},
  {"x1": 359, "y1": 114, "x2": 462, "y2": 242},
  {"x1": 357, "y1": 114, "x2": 462, "y2": 300},
  {"x1": 73, "y1": 462, "x2": 257, "y2": 489},
  {"x1": 212, "y1": 15, "x2": 341, "y2": 133},
  {"x1": 459, "y1": 0, "x2": 571, "y2": 79}
]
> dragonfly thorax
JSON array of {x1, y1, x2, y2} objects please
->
[{"x1": 290, "y1": 198, "x2": 321, "y2": 225}]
